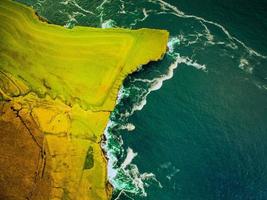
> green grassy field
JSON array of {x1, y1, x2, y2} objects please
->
[{"x1": 0, "y1": 0, "x2": 168, "y2": 199}]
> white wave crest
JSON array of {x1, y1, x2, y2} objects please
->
[
  {"x1": 168, "y1": 37, "x2": 180, "y2": 53},
  {"x1": 239, "y1": 58, "x2": 253, "y2": 73},
  {"x1": 121, "y1": 148, "x2": 137, "y2": 169},
  {"x1": 125, "y1": 55, "x2": 180, "y2": 117},
  {"x1": 60, "y1": 0, "x2": 95, "y2": 14},
  {"x1": 103, "y1": 94, "x2": 162, "y2": 198},
  {"x1": 107, "y1": 146, "x2": 161, "y2": 197},
  {"x1": 176, "y1": 54, "x2": 207, "y2": 71},
  {"x1": 119, "y1": 123, "x2": 136, "y2": 131},
  {"x1": 101, "y1": 19, "x2": 117, "y2": 28},
  {"x1": 126, "y1": 53, "x2": 206, "y2": 117}
]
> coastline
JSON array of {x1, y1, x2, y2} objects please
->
[{"x1": 0, "y1": 0, "x2": 169, "y2": 199}]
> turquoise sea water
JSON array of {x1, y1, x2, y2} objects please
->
[{"x1": 17, "y1": 0, "x2": 267, "y2": 199}]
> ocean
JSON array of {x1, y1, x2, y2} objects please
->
[{"x1": 16, "y1": 0, "x2": 267, "y2": 199}]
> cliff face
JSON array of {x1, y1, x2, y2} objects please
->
[{"x1": 0, "y1": 0, "x2": 168, "y2": 199}]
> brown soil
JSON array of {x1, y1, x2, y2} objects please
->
[{"x1": 0, "y1": 102, "x2": 52, "y2": 200}]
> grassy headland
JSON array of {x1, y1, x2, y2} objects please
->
[{"x1": 0, "y1": 0, "x2": 168, "y2": 199}]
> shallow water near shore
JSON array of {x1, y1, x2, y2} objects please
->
[{"x1": 16, "y1": 0, "x2": 267, "y2": 199}]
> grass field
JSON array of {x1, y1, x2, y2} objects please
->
[{"x1": 0, "y1": 0, "x2": 168, "y2": 199}]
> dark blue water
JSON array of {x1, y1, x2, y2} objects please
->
[
  {"x1": 121, "y1": 59, "x2": 267, "y2": 200},
  {"x1": 17, "y1": 0, "x2": 267, "y2": 199}
]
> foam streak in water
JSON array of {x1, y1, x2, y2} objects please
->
[
  {"x1": 128, "y1": 56, "x2": 179, "y2": 116},
  {"x1": 129, "y1": 54, "x2": 205, "y2": 117},
  {"x1": 153, "y1": 0, "x2": 266, "y2": 59},
  {"x1": 121, "y1": 148, "x2": 137, "y2": 169}
]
